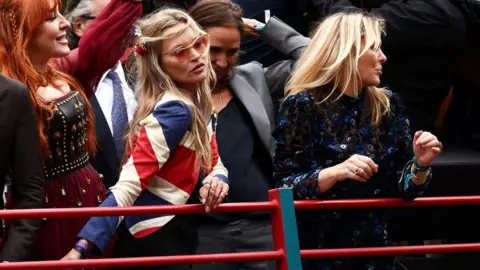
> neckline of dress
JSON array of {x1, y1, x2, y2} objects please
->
[
  {"x1": 339, "y1": 90, "x2": 364, "y2": 104},
  {"x1": 38, "y1": 90, "x2": 78, "y2": 104}
]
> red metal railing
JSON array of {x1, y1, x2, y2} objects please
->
[
  {"x1": 296, "y1": 196, "x2": 480, "y2": 261},
  {"x1": 0, "y1": 192, "x2": 479, "y2": 269},
  {"x1": 294, "y1": 196, "x2": 480, "y2": 210},
  {"x1": 300, "y1": 243, "x2": 480, "y2": 259},
  {"x1": 0, "y1": 252, "x2": 285, "y2": 269},
  {"x1": 295, "y1": 196, "x2": 480, "y2": 263},
  {"x1": 0, "y1": 190, "x2": 289, "y2": 269},
  {"x1": 0, "y1": 202, "x2": 277, "y2": 219}
]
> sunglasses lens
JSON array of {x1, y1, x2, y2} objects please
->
[
  {"x1": 174, "y1": 36, "x2": 207, "y2": 61},
  {"x1": 175, "y1": 49, "x2": 190, "y2": 61},
  {"x1": 194, "y1": 38, "x2": 207, "y2": 54}
]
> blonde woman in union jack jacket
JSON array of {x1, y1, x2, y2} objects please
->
[{"x1": 62, "y1": 9, "x2": 229, "y2": 269}]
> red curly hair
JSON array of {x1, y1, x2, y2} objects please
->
[{"x1": 0, "y1": 0, "x2": 96, "y2": 156}]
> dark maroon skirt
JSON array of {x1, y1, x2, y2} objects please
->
[{"x1": 6, "y1": 163, "x2": 109, "y2": 261}]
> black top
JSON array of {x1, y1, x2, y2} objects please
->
[
  {"x1": 43, "y1": 91, "x2": 90, "y2": 179},
  {"x1": 201, "y1": 96, "x2": 273, "y2": 223},
  {"x1": 0, "y1": 75, "x2": 44, "y2": 261}
]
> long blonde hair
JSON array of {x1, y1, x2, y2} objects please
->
[
  {"x1": 127, "y1": 9, "x2": 215, "y2": 169},
  {"x1": 286, "y1": 10, "x2": 390, "y2": 125}
]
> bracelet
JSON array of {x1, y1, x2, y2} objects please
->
[
  {"x1": 412, "y1": 157, "x2": 430, "y2": 173},
  {"x1": 254, "y1": 25, "x2": 264, "y2": 31},
  {"x1": 412, "y1": 174, "x2": 428, "y2": 183},
  {"x1": 73, "y1": 241, "x2": 89, "y2": 259}
]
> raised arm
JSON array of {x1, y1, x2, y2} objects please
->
[
  {"x1": 259, "y1": 17, "x2": 310, "y2": 97},
  {"x1": 51, "y1": 0, "x2": 142, "y2": 97},
  {"x1": 0, "y1": 83, "x2": 44, "y2": 262},
  {"x1": 76, "y1": 100, "x2": 192, "y2": 255},
  {"x1": 387, "y1": 91, "x2": 434, "y2": 201}
]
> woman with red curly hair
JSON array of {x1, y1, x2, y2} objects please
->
[{"x1": 0, "y1": 0, "x2": 138, "y2": 260}]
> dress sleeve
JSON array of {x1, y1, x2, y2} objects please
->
[
  {"x1": 388, "y1": 91, "x2": 432, "y2": 201},
  {"x1": 205, "y1": 127, "x2": 228, "y2": 184},
  {"x1": 50, "y1": 0, "x2": 142, "y2": 97},
  {"x1": 77, "y1": 100, "x2": 192, "y2": 255},
  {"x1": 273, "y1": 92, "x2": 324, "y2": 200}
]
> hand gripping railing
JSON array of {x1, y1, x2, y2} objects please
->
[{"x1": 0, "y1": 189, "x2": 480, "y2": 269}]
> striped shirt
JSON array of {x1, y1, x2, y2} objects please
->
[{"x1": 78, "y1": 93, "x2": 228, "y2": 254}]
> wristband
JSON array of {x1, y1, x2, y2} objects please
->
[
  {"x1": 254, "y1": 25, "x2": 264, "y2": 31},
  {"x1": 73, "y1": 241, "x2": 90, "y2": 259},
  {"x1": 412, "y1": 157, "x2": 430, "y2": 173}
]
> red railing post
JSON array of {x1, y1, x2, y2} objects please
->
[{"x1": 269, "y1": 188, "x2": 302, "y2": 270}]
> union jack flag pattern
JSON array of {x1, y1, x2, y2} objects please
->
[{"x1": 78, "y1": 92, "x2": 228, "y2": 254}]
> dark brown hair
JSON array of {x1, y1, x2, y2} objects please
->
[{"x1": 188, "y1": 0, "x2": 244, "y2": 36}]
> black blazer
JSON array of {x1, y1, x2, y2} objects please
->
[
  {"x1": 0, "y1": 75, "x2": 44, "y2": 261},
  {"x1": 89, "y1": 95, "x2": 121, "y2": 189}
]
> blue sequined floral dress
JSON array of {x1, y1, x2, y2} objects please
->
[{"x1": 273, "y1": 90, "x2": 431, "y2": 270}]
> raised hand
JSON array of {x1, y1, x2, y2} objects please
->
[
  {"x1": 242, "y1": 18, "x2": 265, "y2": 36},
  {"x1": 413, "y1": 131, "x2": 442, "y2": 167}
]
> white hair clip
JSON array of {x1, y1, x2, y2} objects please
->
[
  {"x1": 134, "y1": 27, "x2": 142, "y2": 37},
  {"x1": 134, "y1": 27, "x2": 147, "y2": 56}
]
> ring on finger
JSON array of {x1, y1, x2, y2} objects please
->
[{"x1": 354, "y1": 167, "x2": 360, "y2": 175}]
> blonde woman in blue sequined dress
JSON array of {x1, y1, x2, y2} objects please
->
[{"x1": 273, "y1": 10, "x2": 443, "y2": 270}]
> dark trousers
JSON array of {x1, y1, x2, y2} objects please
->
[
  {"x1": 113, "y1": 215, "x2": 198, "y2": 270},
  {"x1": 192, "y1": 219, "x2": 275, "y2": 270}
]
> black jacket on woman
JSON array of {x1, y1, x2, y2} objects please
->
[{"x1": 0, "y1": 75, "x2": 44, "y2": 261}]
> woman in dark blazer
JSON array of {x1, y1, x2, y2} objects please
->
[{"x1": 0, "y1": 75, "x2": 44, "y2": 262}]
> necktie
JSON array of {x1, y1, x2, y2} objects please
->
[{"x1": 107, "y1": 70, "x2": 128, "y2": 159}]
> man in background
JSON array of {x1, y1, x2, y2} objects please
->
[
  {"x1": 65, "y1": 0, "x2": 111, "y2": 49},
  {"x1": 64, "y1": 0, "x2": 137, "y2": 189}
]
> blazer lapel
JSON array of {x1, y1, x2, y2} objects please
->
[
  {"x1": 230, "y1": 75, "x2": 272, "y2": 152},
  {"x1": 90, "y1": 95, "x2": 120, "y2": 175}
]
